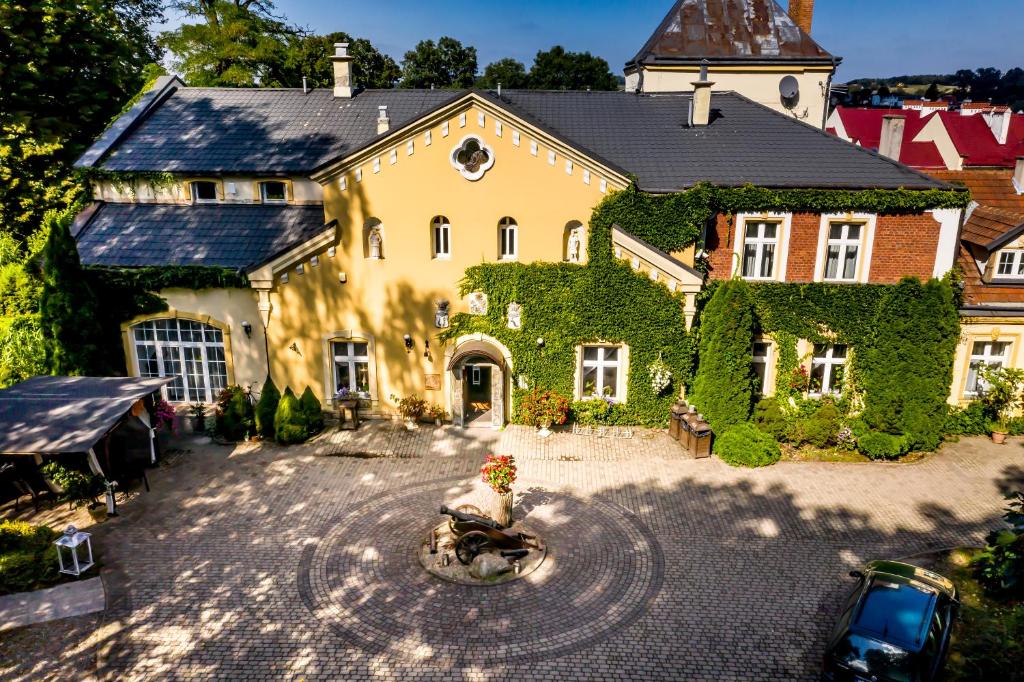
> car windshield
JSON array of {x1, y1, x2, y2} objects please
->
[
  {"x1": 854, "y1": 578, "x2": 936, "y2": 651},
  {"x1": 834, "y1": 633, "x2": 916, "y2": 682}
]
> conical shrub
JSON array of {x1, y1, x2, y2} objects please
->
[
  {"x1": 255, "y1": 376, "x2": 280, "y2": 439},
  {"x1": 274, "y1": 387, "x2": 308, "y2": 445}
]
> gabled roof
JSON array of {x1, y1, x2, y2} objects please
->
[
  {"x1": 77, "y1": 85, "x2": 460, "y2": 174},
  {"x1": 627, "y1": 0, "x2": 835, "y2": 68},
  {"x1": 488, "y1": 90, "x2": 947, "y2": 191},
  {"x1": 928, "y1": 169, "x2": 1024, "y2": 212},
  {"x1": 74, "y1": 202, "x2": 332, "y2": 270},
  {"x1": 828, "y1": 107, "x2": 945, "y2": 169},
  {"x1": 937, "y1": 110, "x2": 1024, "y2": 167},
  {"x1": 960, "y1": 205, "x2": 1024, "y2": 252}
]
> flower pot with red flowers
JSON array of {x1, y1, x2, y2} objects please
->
[
  {"x1": 519, "y1": 388, "x2": 570, "y2": 438},
  {"x1": 480, "y1": 454, "x2": 517, "y2": 527}
]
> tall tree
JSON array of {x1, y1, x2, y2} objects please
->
[
  {"x1": 281, "y1": 32, "x2": 401, "y2": 89},
  {"x1": 527, "y1": 46, "x2": 618, "y2": 91},
  {"x1": 160, "y1": 0, "x2": 297, "y2": 87},
  {"x1": 39, "y1": 209, "x2": 105, "y2": 376},
  {"x1": 0, "y1": 0, "x2": 163, "y2": 239},
  {"x1": 924, "y1": 81, "x2": 940, "y2": 100},
  {"x1": 400, "y1": 37, "x2": 477, "y2": 89},
  {"x1": 476, "y1": 58, "x2": 529, "y2": 90}
]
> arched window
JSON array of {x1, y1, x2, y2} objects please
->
[
  {"x1": 132, "y1": 319, "x2": 228, "y2": 403},
  {"x1": 431, "y1": 216, "x2": 451, "y2": 259},
  {"x1": 498, "y1": 217, "x2": 517, "y2": 260}
]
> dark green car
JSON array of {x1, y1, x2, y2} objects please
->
[{"x1": 822, "y1": 560, "x2": 959, "y2": 682}]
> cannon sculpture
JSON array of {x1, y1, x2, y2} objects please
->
[{"x1": 439, "y1": 505, "x2": 541, "y2": 565}]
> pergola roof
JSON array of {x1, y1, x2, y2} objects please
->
[{"x1": 0, "y1": 376, "x2": 171, "y2": 455}]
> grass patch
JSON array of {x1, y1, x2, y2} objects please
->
[{"x1": 912, "y1": 548, "x2": 1024, "y2": 680}]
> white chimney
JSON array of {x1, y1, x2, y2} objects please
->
[
  {"x1": 690, "y1": 60, "x2": 713, "y2": 127},
  {"x1": 879, "y1": 114, "x2": 906, "y2": 162},
  {"x1": 331, "y1": 43, "x2": 353, "y2": 99},
  {"x1": 985, "y1": 108, "x2": 1011, "y2": 145},
  {"x1": 377, "y1": 105, "x2": 390, "y2": 134},
  {"x1": 1014, "y1": 156, "x2": 1024, "y2": 195}
]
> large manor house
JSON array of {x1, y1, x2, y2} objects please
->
[{"x1": 72, "y1": 0, "x2": 1013, "y2": 426}]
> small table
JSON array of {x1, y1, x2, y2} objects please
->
[{"x1": 334, "y1": 398, "x2": 361, "y2": 430}]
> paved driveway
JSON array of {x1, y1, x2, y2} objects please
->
[{"x1": 2, "y1": 426, "x2": 1020, "y2": 681}]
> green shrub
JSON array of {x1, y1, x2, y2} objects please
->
[
  {"x1": 691, "y1": 279, "x2": 756, "y2": 431},
  {"x1": 214, "y1": 385, "x2": 254, "y2": 441},
  {"x1": 0, "y1": 520, "x2": 60, "y2": 595},
  {"x1": 857, "y1": 431, "x2": 911, "y2": 460},
  {"x1": 752, "y1": 397, "x2": 788, "y2": 441},
  {"x1": 299, "y1": 386, "x2": 324, "y2": 433},
  {"x1": 274, "y1": 387, "x2": 309, "y2": 445},
  {"x1": 944, "y1": 401, "x2": 990, "y2": 436},
  {"x1": 973, "y1": 492, "x2": 1024, "y2": 599},
  {"x1": 801, "y1": 400, "x2": 842, "y2": 448},
  {"x1": 517, "y1": 388, "x2": 570, "y2": 427},
  {"x1": 39, "y1": 462, "x2": 102, "y2": 507},
  {"x1": 713, "y1": 423, "x2": 782, "y2": 468},
  {"x1": 573, "y1": 397, "x2": 617, "y2": 426},
  {"x1": 861, "y1": 277, "x2": 959, "y2": 451},
  {"x1": 254, "y1": 376, "x2": 280, "y2": 439}
]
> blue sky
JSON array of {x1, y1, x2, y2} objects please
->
[{"x1": 164, "y1": 1, "x2": 1024, "y2": 81}]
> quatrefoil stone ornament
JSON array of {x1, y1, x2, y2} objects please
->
[{"x1": 450, "y1": 135, "x2": 495, "y2": 181}]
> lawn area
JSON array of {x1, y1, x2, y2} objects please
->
[{"x1": 914, "y1": 547, "x2": 1024, "y2": 680}]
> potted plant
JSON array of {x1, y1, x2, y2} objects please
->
[
  {"x1": 648, "y1": 353, "x2": 673, "y2": 396},
  {"x1": 519, "y1": 388, "x2": 570, "y2": 438},
  {"x1": 480, "y1": 454, "x2": 517, "y2": 527},
  {"x1": 428, "y1": 403, "x2": 448, "y2": 427},
  {"x1": 189, "y1": 402, "x2": 207, "y2": 433},
  {"x1": 153, "y1": 397, "x2": 176, "y2": 447},
  {"x1": 391, "y1": 394, "x2": 427, "y2": 430},
  {"x1": 40, "y1": 462, "x2": 107, "y2": 522},
  {"x1": 979, "y1": 365, "x2": 1024, "y2": 444}
]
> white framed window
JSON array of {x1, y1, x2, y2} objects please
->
[
  {"x1": 499, "y1": 217, "x2": 517, "y2": 260},
  {"x1": 823, "y1": 222, "x2": 862, "y2": 282},
  {"x1": 753, "y1": 341, "x2": 773, "y2": 396},
  {"x1": 741, "y1": 221, "x2": 779, "y2": 279},
  {"x1": 965, "y1": 340, "x2": 1011, "y2": 397},
  {"x1": 431, "y1": 216, "x2": 451, "y2": 259},
  {"x1": 260, "y1": 181, "x2": 287, "y2": 203},
  {"x1": 810, "y1": 343, "x2": 847, "y2": 396},
  {"x1": 332, "y1": 341, "x2": 371, "y2": 397},
  {"x1": 190, "y1": 181, "x2": 218, "y2": 203},
  {"x1": 132, "y1": 319, "x2": 227, "y2": 403},
  {"x1": 996, "y1": 250, "x2": 1024, "y2": 279},
  {"x1": 581, "y1": 345, "x2": 623, "y2": 401}
]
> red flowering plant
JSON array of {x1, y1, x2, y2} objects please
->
[
  {"x1": 480, "y1": 454, "x2": 517, "y2": 495},
  {"x1": 153, "y1": 398, "x2": 177, "y2": 433},
  {"x1": 518, "y1": 388, "x2": 570, "y2": 427}
]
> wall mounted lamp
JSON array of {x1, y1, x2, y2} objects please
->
[
  {"x1": 241, "y1": 321, "x2": 252, "y2": 338},
  {"x1": 403, "y1": 334, "x2": 413, "y2": 352},
  {"x1": 423, "y1": 339, "x2": 430, "y2": 358}
]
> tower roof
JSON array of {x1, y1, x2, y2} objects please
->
[{"x1": 627, "y1": 0, "x2": 835, "y2": 69}]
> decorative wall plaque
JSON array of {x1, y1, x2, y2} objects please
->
[
  {"x1": 434, "y1": 300, "x2": 450, "y2": 328},
  {"x1": 468, "y1": 292, "x2": 488, "y2": 315},
  {"x1": 450, "y1": 135, "x2": 495, "y2": 181},
  {"x1": 425, "y1": 374, "x2": 441, "y2": 390},
  {"x1": 507, "y1": 302, "x2": 522, "y2": 330}
]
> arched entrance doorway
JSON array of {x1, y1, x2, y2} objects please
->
[{"x1": 447, "y1": 339, "x2": 507, "y2": 429}]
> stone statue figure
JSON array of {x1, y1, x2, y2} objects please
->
[
  {"x1": 368, "y1": 228, "x2": 382, "y2": 259},
  {"x1": 507, "y1": 302, "x2": 522, "y2": 330},
  {"x1": 567, "y1": 227, "x2": 582, "y2": 263}
]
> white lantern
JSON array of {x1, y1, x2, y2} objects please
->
[{"x1": 54, "y1": 525, "x2": 94, "y2": 576}]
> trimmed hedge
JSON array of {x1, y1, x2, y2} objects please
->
[
  {"x1": 691, "y1": 278, "x2": 756, "y2": 431},
  {"x1": 299, "y1": 386, "x2": 325, "y2": 433},
  {"x1": 857, "y1": 430, "x2": 912, "y2": 460},
  {"x1": 274, "y1": 387, "x2": 308, "y2": 445},
  {"x1": 255, "y1": 376, "x2": 280, "y2": 439},
  {"x1": 0, "y1": 520, "x2": 61, "y2": 595},
  {"x1": 713, "y1": 423, "x2": 782, "y2": 467}
]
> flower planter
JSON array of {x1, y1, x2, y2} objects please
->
[
  {"x1": 404, "y1": 418, "x2": 419, "y2": 431},
  {"x1": 537, "y1": 418, "x2": 553, "y2": 438},
  {"x1": 992, "y1": 431, "x2": 1008, "y2": 445},
  {"x1": 491, "y1": 491, "x2": 513, "y2": 527},
  {"x1": 190, "y1": 416, "x2": 206, "y2": 433}
]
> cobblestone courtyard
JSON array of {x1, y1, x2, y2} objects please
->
[{"x1": 3, "y1": 424, "x2": 1021, "y2": 681}]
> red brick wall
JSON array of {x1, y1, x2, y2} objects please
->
[{"x1": 704, "y1": 212, "x2": 939, "y2": 283}]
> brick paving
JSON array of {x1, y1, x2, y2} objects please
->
[{"x1": 1, "y1": 425, "x2": 1021, "y2": 681}]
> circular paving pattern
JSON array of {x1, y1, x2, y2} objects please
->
[{"x1": 297, "y1": 477, "x2": 664, "y2": 665}]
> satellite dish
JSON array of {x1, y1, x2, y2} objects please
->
[{"x1": 780, "y1": 75, "x2": 800, "y2": 107}]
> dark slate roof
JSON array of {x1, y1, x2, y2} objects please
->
[
  {"x1": 0, "y1": 376, "x2": 171, "y2": 454},
  {"x1": 627, "y1": 0, "x2": 834, "y2": 68},
  {"x1": 86, "y1": 86, "x2": 459, "y2": 174},
  {"x1": 486, "y1": 90, "x2": 948, "y2": 191},
  {"x1": 75, "y1": 202, "x2": 331, "y2": 269}
]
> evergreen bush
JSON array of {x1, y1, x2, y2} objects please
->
[
  {"x1": 861, "y1": 277, "x2": 959, "y2": 450},
  {"x1": 214, "y1": 385, "x2": 254, "y2": 441},
  {"x1": 255, "y1": 376, "x2": 280, "y2": 439},
  {"x1": 752, "y1": 397, "x2": 788, "y2": 441},
  {"x1": 0, "y1": 520, "x2": 60, "y2": 595},
  {"x1": 800, "y1": 400, "x2": 842, "y2": 448},
  {"x1": 691, "y1": 278, "x2": 756, "y2": 431},
  {"x1": 713, "y1": 423, "x2": 782, "y2": 467},
  {"x1": 274, "y1": 387, "x2": 309, "y2": 445},
  {"x1": 857, "y1": 431, "x2": 911, "y2": 460},
  {"x1": 299, "y1": 386, "x2": 324, "y2": 433},
  {"x1": 944, "y1": 401, "x2": 989, "y2": 436}
]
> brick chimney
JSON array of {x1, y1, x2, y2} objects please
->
[
  {"x1": 788, "y1": 0, "x2": 814, "y2": 35},
  {"x1": 879, "y1": 114, "x2": 906, "y2": 162},
  {"x1": 331, "y1": 43, "x2": 353, "y2": 98},
  {"x1": 1014, "y1": 156, "x2": 1024, "y2": 194},
  {"x1": 690, "y1": 61, "x2": 714, "y2": 127}
]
